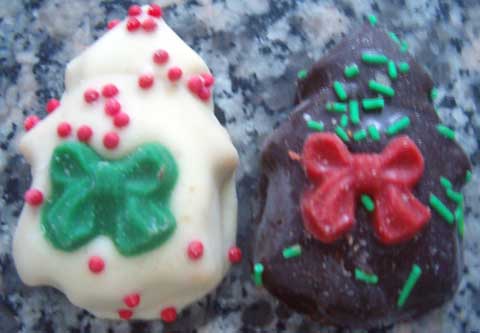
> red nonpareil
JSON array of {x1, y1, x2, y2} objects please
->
[
  {"x1": 46, "y1": 98, "x2": 60, "y2": 113},
  {"x1": 24, "y1": 189, "x2": 43, "y2": 206},
  {"x1": 24, "y1": 115, "x2": 40, "y2": 131},
  {"x1": 103, "y1": 132, "x2": 120, "y2": 149},
  {"x1": 77, "y1": 125, "x2": 93, "y2": 142},
  {"x1": 57, "y1": 122, "x2": 72, "y2": 138},
  {"x1": 84, "y1": 89, "x2": 100, "y2": 103}
]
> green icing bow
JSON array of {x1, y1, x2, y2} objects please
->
[{"x1": 41, "y1": 141, "x2": 178, "y2": 257}]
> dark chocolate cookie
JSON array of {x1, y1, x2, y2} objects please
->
[{"x1": 253, "y1": 23, "x2": 472, "y2": 329}]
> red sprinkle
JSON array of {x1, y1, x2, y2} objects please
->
[
  {"x1": 128, "y1": 5, "x2": 142, "y2": 16},
  {"x1": 148, "y1": 4, "x2": 163, "y2": 17},
  {"x1": 126, "y1": 17, "x2": 141, "y2": 31},
  {"x1": 168, "y1": 67, "x2": 183, "y2": 81},
  {"x1": 118, "y1": 309, "x2": 133, "y2": 320},
  {"x1": 187, "y1": 76, "x2": 203, "y2": 94},
  {"x1": 102, "y1": 84, "x2": 119, "y2": 98},
  {"x1": 113, "y1": 112, "x2": 130, "y2": 128},
  {"x1": 24, "y1": 189, "x2": 43, "y2": 206},
  {"x1": 103, "y1": 132, "x2": 120, "y2": 149},
  {"x1": 46, "y1": 98, "x2": 60, "y2": 113},
  {"x1": 198, "y1": 87, "x2": 211, "y2": 101},
  {"x1": 187, "y1": 240, "x2": 204, "y2": 260},
  {"x1": 88, "y1": 256, "x2": 105, "y2": 274},
  {"x1": 104, "y1": 98, "x2": 121, "y2": 116},
  {"x1": 201, "y1": 73, "x2": 215, "y2": 87},
  {"x1": 24, "y1": 115, "x2": 40, "y2": 131},
  {"x1": 153, "y1": 49, "x2": 169, "y2": 65},
  {"x1": 84, "y1": 89, "x2": 100, "y2": 103},
  {"x1": 160, "y1": 307, "x2": 177, "y2": 323},
  {"x1": 57, "y1": 122, "x2": 72, "y2": 138},
  {"x1": 142, "y1": 18, "x2": 157, "y2": 32},
  {"x1": 138, "y1": 74, "x2": 155, "y2": 89},
  {"x1": 107, "y1": 19, "x2": 121, "y2": 30},
  {"x1": 228, "y1": 246, "x2": 242, "y2": 264},
  {"x1": 77, "y1": 125, "x2": 93, "y2": 142},
  {"x1": 123, "y1": 293, "x2": 141, "y2": 308}
]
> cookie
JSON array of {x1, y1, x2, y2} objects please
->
[
  {"x1": 254, "y1": 22, "x2": 472, "y2": 328},
  {"x1": 14, "y1": 4, "x2": 239, "y2": 321}
]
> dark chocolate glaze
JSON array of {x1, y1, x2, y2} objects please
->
[{"x1": 254, "y1": 24, "x2": 472, "y2": 329}]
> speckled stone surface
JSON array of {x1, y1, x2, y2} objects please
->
[{"x1": 0, "y1": 0, "x2": 479, "y2": 332}]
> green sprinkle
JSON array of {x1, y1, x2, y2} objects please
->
[
  {"x1": 307, "y1": 120, "x2": 325, "y2": 132},
  {"x1": 353, "y1": 129, "x2": 367, "y2": 141},
  {"x1": 340, "y1": 114, "x2": 349, "y2": 127},
  {"x1": 297, "y1": 69, "x2": 308, "y2": 80},
  {"x1": 349, "y1": 100, "x2": 360, "y2": 125},
  {"x1": 362, "y1": 97, "x2": 385, "y2": 111},
  {"x1": 368, "y1": 14, "x2": 378, "y2": 26},
  {"x1": 362, "y1": 52, "x2": 389, "y2": 65},
  {"x1": 466, "y1": 170, "x2": 472, "y2": 183},
  {"x1": 335, "y1": 126, "x2": 349, "y2": 142},
  {"x1": 361, "y1": 194, "x2": 375, "y2": 212},
  {"x1": 456, "y1": 204, "x2": 464, "y2": 238},
  {"x1": 388, "y1": 31, "x2": 401, "y2": 45},
  {"x1": 386, "y1": 116, "x2": 411, "y2": 136},
  {"x1": 446, "y1": 188, "x2": 463, "y2": 204},
  {"x1": 333, "y1": 81, "x2": 348, "y2": 101},
  {"x1": 439, "y1": 176, "x2": 453, "y2": 189},
  {"x1": 400, "y1": 40, "x2": 409, "y2": 53},
  {"x1": 388, "y1": 60, "x2": 398, "y2": 80},
  {"x1": 368, "y1": 80, "x2": 395, "y2": 97},
  {"x1": 326, "y1": 102, "x2": 347, "y2": 113},
  {"x1": 437, "y1": 124, "x2": 456, "y2": 140},
  {"x1": 355, "y1": 268, "x2": 379, "y2": 284},
  {"x1": 344, "y1": 64, "x2": 360, "y2": 78},
  {"x1": 253, "y1": 263, "x2": 264, "y2": 286},
  {"x1": 398, "y1": 62, "x2": 410, "y2": 73},
  {"x1": 429, "y1": 193, "x2": 454, "y2": 224},
  {"x1": 431, "y1": 87, "x2": 438, "y2": 101},
  {"x1": 368, "y1": 125, "x2": 381, "y2": 141},
  {"x1": 282, "y1": 244, "x2": 302, "y2": 259},
  {"x1": 397, "y1": 264, "x2": 422, "y2": 308}
]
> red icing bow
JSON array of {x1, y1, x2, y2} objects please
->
[{"x1": 301, "y1": 133, "x2": 431, "y2": 245}]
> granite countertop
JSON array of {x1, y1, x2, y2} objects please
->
[{"x1": 0, "y1": 0, "x2": 479, "y2": 332}]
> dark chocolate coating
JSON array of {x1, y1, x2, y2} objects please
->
[{"x1": 254, "y1": 24, "x2": 472, "y2": 329}]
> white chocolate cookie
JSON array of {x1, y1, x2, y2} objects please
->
[{"x1": 14, "y1": 4, "x2": 240, "y2": 321}]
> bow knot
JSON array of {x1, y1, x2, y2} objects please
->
[
  {"x1": 352, "y1": 156, "x2": 383, "y2": 189},
  {"x1": 301, "y1": 133, "x2": 431, "y2": 245},
  {"x1": 93, "y1": 162, "x2": 124, "y2": 196},
  {"x1": 42, "y1": 141, "x2": 178, "y2": 256}
]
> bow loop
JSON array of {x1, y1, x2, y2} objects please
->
[
  {"x1": 380, "y1": 136, "x2": 425, "y2": 186},
  {"x1": 42, "y1": 181, "x2": 96, "y2": 250},
  {"x1": 123, "y1": 143, "x2": 178, "y2": 197},
  {"x1": 301, "y1": 133, "x2": 430, "y2": 245},
  {"x1": 50, "y1": 142, "x2": 99, "y2": 187},
  {"x1": 114, "y1": 196, "x2": 176, "y2": 256},
  {"x1": 374, "y1": 186, "x2": 431, "y2": 244},
  {"x1": 302, "y1": 172, "x2": 355, "y2": 243},
  {"x1": 303, "y1": 133, "x2": 351, "y2": 183}
]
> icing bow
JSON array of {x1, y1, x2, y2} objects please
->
[
  {"x1": 42, "y1": 142, "x2": 178, "y2": 256},
  {"x1": 301, "y1": 133, "x2": 431, "y2": 245}
]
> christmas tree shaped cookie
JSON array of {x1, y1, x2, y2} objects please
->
[
  {"x1": 15, "y1": 4, "x2": 239, "y2": 321},
  {"x1": 254, "y1": 19, "x2": 472, "y2": 329}
]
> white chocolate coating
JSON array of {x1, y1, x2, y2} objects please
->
[{"x1": 13, "y1": 7, "x2": 238, "y2": 320}]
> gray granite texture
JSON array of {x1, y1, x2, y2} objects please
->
[{"x1": 0, "y1": 0, "x2": 479, "y2": 332}]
